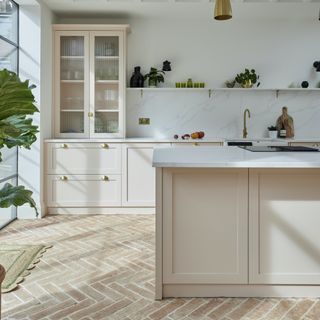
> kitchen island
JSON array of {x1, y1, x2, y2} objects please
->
[{"x1": 153, "y1": 146, "x2": 320, "y2": 299}]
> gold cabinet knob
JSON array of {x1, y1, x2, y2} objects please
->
[
  {"x1": 61, "y1": 143, "x2": 68, "y2": 148},
  {"x1": 88, "y1": 112, "x2": 94, "y2": 117},
  {"x1": 194, "y1": 142, "x2": 199, "y2": 146},
  {"x1": 101, "y1": 175, "x2": 109, "y2": 181},
  {"x1": 59, "y1": 176, "x2": 68, "y2": 181},
  {"x1": 101, "y1": 143, "x2": 109, "y2": 149}
]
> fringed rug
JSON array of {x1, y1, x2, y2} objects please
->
[{"x1": 0, "y1": 244, "x2": 51, "y2": 293}]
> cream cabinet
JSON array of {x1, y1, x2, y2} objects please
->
[
  {"x1": 249, "y1": 169, "x2": 320, "y2": 285},
  {"x1": 53, "y1": 25, "x2": 128, "y2": 138},
  {"x1": 122, "y1": 143, "x2": 170, "y2": 207},
  {"x1": 289, "y1": 142, "x2": 320, "y2": 148},
  {"x1": 162, "y1": 168, "x2": 248, "y2": 284},
  {"x1": 46, "y1": 142, "x2": 121, "y2": 174},
  {"x1": 47, "y1": 174, "x2": 121, "y2": 207}
]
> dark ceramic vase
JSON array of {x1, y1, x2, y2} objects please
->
[{"x1": 130, "y1": 66, "x2": 144, "y2": 88}]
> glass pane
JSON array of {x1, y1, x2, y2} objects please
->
[
  {"x1": 0, "y1": 177, "x2": 17, "y2": 228},
  {"x1": 0, "y1": 146, "x2": 17, "y2": 180},
  {"x1": 0, "y1": 0, "x2": 18, "y2": 43},
  {"x1": 60, "y1": 111, "x2": 84, "y2": 134},
  {"x1": 60, "y1": 36, "x2": 85, "y2": 134},
  {"x1": 95, "y1": 83, "x2": 119, "y2": 111},
  {"x1": 95, "y1": 112, "x2": 119, "y2": 134},
  {"x1": 0, "y1": 39, "x2": 17, "y2": 72}
]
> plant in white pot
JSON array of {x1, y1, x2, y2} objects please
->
[
  {"x1": 0, "y1": 69, "x2": 38, "y2": 307},
  {"x1": 144, "y1": 67, "x2": 165, "y2": 88},
  {"x1": 268, "y1": 125, "x2": 278, "y2": 139}
]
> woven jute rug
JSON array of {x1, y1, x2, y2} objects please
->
[{"x1": 0, "y1": 244, "x2": 52, "y2": 293}]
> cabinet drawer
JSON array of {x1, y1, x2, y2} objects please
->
[
  {"x1": 46, "y1": 143, "x2": 121, "y2": 174},
  {"x1": 47, "y1": 174, "x2": 121, "y2": 207},
  {"x1": 171, "y1": 142, "x2": 222, "y2": 147},
  {"x1": 290, "y1": 142, "x2": 320, "y2": 148}
]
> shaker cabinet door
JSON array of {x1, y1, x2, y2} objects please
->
[
  {"x1": 163, "y1": 168, "x2": 248, "y2": 284},
  {"x1": 249, "y1": 169, "x2": 320, "y2": 284}
]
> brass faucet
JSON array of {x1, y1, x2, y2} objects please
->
[{"x1": 243, "y1": 108, "x2": 251, "y2": 139}]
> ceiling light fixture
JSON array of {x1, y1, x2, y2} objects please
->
[{"x1": 214, "y1": 0, "x2": 232, "y2": 21}]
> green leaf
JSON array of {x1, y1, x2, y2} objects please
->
[
  {"x1": 0, "y1": 183, "x2": 38, "y2": 216},
  {"x1": 0, "y1": 69, "x2": 39, "y2": 121}
]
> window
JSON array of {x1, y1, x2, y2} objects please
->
[{"x1": 0, "y1": 0, "x2": 19, "y2": 228}]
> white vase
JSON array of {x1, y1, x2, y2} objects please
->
[{"x1": 268, "y1": 130, "x2": 278, "y2": 139}]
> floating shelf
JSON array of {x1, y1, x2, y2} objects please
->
[{"x1": 127, "y1": 87, "x2": 320, "y2": 92}]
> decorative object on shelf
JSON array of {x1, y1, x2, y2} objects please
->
[
  {"x1": 214, "y1": 0, "x2": 232, "y2": 20},
  {"x1": 200, "y1": 82, "x2": 205, "y2": 88},
  {"x1": 162, "y1": 60, "x2": 171, "y2": 72},
  {"x1": 181, "y1": 82, "x2": 186, "y2": 88},
  {"x1": 267, "y1": 126, "x2": 278, "y2": 139},
  {"x1": 191, "y1": 131, "x2": 205, "y2": 139},
  {"x1": 187, "y1": 78, "x2": 193, "y2": 88},
  {"x1": 144, "y1": 67, "x2": 165, "y2": 88},
  {"x1": 313, "y1": 61, "x2": 320, "y2": 72},
  {"x1": 130, "y1": 66, "x2": 144, "y2": 88},
  {"x1": 225, "y1": 80, "x2": 236, "y2": 88},
  {"x1": 174, "y1": 134, "x2": 179, "y2": 139},
  {"x1": 301, "y1": 81, "x2": 309, "y2": 88},
  {"x1": 175, "y1": 82, "x2": 181, "y2": 88},
  {"x1": 235, "y1": 69, "x2": 260, "y2": 88},
  {"x1": 276, "y1": 106, "x2": 294, "y2": 138},
  {"x1": 181, "y1": 134, "x2": 191, "y2": 140}
]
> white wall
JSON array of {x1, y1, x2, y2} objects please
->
[{"x1": 18, "y1": 2, "x2": 55, "y2": 218}]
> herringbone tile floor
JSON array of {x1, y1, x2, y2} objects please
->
[{"x1": 0, "y1": 214, "x2": 320, "y2": 320}]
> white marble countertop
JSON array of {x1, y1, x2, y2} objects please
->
[
  {"x1": 153, "y1": 146, "x2": 320, "y2": 168},
  {"x1": 45, "y1": 137, "x2": 320, "y2": 143}
]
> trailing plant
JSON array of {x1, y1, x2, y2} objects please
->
[
  {"x1": 235, "y1": 69, "x2": 260, "y2": 88},
  {"x1": 0, "y1": 69, "x2": 39, "y2": 215},
  {"x1": 144, "y1": 67, "x2": 165, "y2": 87}
]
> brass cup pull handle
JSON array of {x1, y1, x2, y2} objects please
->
[
  {"x1": 101, "y1": 143, "x2": 109, "y2": 149},
  {"x1": 61, "y1": 143, "x2": 68, "y2": 148},
  {"x1": 101, "y1": 176, "x2": 109, "y2": 181},
  {"x1": 60, "y1": 176, "x2": 68, "y2": 181},
  {"x1": 88, "y1": 112, "x2": 94, "y2": 117}
]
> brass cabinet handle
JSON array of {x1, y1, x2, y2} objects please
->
[
  {"x1": 88, "y1": 112, "x2": 94, "y2": 117},
  {"x1": 61, "y1": 143, "x2": 68, "y2": 148},
  {"x1": 101, "y1": 143, "x2": 109, "y2": 149},
  {"x1": 101, "y1": 175, "x2": 109, "y2": 181},
  {"x1": 59, "y1": 176, "x2": 68, "y2": 181}
]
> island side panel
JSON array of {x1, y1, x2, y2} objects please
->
[
  {"x1": 249, "y1": 168, "x2": 320, "y2": 285},
  {"x1": 155, "y1": 167, "x2": 163, "y2": 300},
  {"x1": 162, "y1": 168, "x2": 249, "y2": 285}
]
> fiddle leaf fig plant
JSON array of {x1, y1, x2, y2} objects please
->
[
  {"x1": 144, "y1": 67, "x2": 165, "y2": 87},
  {"x1": 0, "y1": 69, "x2": 39, "y2": 216},
  {"x1": 235, "y1": 68, "x2": 260, "y2": 88}
]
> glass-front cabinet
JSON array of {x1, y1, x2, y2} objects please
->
[{"x1": 54, "y1": 25, "x2": 128, "y2": 138}]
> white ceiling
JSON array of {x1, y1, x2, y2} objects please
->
[{"x1": 40, "y1": 0, "x2": 320, "y2": 20}]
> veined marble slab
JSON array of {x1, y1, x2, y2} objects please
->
[{"x1": 153, "y1": 146, "x2": 320, "y2": 168}]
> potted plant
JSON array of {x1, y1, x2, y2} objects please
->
[
  {"x1": 144, "y1": 67, "x2": 165, "y2": 88},
  {"x1": 235, "y1": 69, "x2": 260, "y2": 88},
  {"x1": 268, "y1": 125, "x2": 278, "y2": 139},
  {"x1": 0, "y1": 69, "x2": 39, "y2": 215}
]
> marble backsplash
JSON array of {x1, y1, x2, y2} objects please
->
[{"x1": 126, "y1": 90, "x2": 320, "y2": 139}]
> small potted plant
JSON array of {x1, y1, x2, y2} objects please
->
[
  {"x1": 235, "y1": 69, "x2": 260, "y2": 88},
  {"x1": 268, "y1": 125, "x2": 278, "y2": 139},
  {"x1": 144, "y1": 67, "x2": 165, "y2": 88}
]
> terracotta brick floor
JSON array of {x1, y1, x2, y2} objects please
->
[{"x1": 0, "y1": 214, "x2": 319, "y2": 320}]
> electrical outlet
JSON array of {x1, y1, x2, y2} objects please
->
[{"x1": 139, "y1": 118, "x2": 150, "y2": 125}]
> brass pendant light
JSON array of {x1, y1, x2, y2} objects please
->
[{"x1": 214, "y1": 0, "x2": 232, "y2": 21}]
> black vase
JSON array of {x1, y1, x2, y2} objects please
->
[{"x1": 130, "y1": 66, "x2": 144, "y2": 88}]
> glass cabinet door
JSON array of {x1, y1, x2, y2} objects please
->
[
  {"x1": 55, "y1": 31, "x2": 89, "y2": 137},
  {"x1": 90, "y1": 32, "x2": 124, "y2": 137}
]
